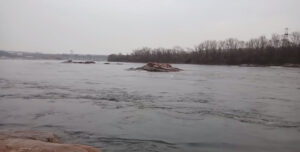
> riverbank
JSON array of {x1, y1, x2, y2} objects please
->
[
  {"x1": 239, "y1": 63, "x2": 300, "y2": 68},
  {"x1": 108, "y1": 32, "x2": 300, "y2": 65}
]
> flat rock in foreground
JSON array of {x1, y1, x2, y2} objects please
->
[
  {"x1": 132, "y1": 62, "x2": 182, "y2": 72},
  {"x1": 0, "y1": 131, "x2": 101, "y2": 152}
]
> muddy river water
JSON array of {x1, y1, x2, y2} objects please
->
[{"x1": 0, "y1": 60, "x2": 300, "y2": 152}]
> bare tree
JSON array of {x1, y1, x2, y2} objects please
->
[{"x1": 108, "y1": 31, "x2": 300, "y2": 65}]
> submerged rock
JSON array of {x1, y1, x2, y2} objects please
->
[
  {"x1": 0, "y1": 130, "x2": 101, "y2": 152},
  {"x1": 132, "y1": 62, "x2": 182, "y2": 72}
]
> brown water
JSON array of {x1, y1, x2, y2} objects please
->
[{"x1": 0, "y1": 60, "x2": 300, "y2": 152}]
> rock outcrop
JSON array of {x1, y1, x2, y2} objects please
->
[
  {"x1": 132, "y1": 62, "x2": 182, "y2": 72},
  {"x1": 0, "y1": 131, "x2": 101, "y2": 152}
]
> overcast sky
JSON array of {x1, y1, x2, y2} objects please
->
[{"x1": 1, "y1": 0, "x2": 300, "y2": 55}]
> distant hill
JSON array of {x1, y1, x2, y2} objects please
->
[{"x1": 0, "y1": 50, "x2": 107, "y2": 61}]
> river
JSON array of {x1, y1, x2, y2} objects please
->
[{"x1": 0, "y1": 59, "x2": 300, "y2": 152}]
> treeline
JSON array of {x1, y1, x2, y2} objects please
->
[{"x1": 108, "y1": 32, "x2": 300, "y2": 65}]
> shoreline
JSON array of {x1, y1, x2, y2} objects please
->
[{"x1": 107, "y1": 61, "x2": 300, "y2": 68}]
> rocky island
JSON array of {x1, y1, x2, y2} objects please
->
[
  {"x1": 62, "y1": 60, "x2": 96, "y2": 64},
  {"x1": 130, "y1": 62, "x2": 182, "y2": 72}
]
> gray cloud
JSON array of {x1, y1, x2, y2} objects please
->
[{"x1": 1, "y1": 0, "x2": 300, "y2": 54}]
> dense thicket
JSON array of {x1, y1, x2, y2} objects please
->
[{"x1": 108, "y1": 32, "x2": 300, "y2": 65}]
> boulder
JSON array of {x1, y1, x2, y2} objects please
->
[
  {"x1": 0, "y1": 131, "x2": 101, "y2": 152},
  {"x1": 134, "y1": 62, "x2": 182, "y2": 72}
]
